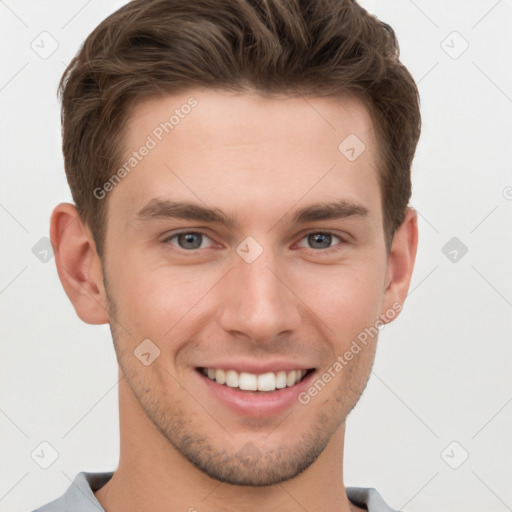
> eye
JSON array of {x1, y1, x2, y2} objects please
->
[
  {"x1": 165, "y1": 232, "x2": 214, "y2": 250},
  {"x1": 297, "y1": 231, "x2": 344, "y2": 250}
]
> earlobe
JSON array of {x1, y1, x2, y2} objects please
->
[
  {"x1": 380, "y1": 207, "x2": 418, "y2": 323},
  {"x1": 50, "y1": 203, "x2": 109, "y2": 325}
]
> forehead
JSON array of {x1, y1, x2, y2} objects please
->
[
  {"x1": 110, "y1": 89, "x2": 381, "y2": 224},
  {"x1": 126, "y1": 89, "x2": 377, "y2": 157}
]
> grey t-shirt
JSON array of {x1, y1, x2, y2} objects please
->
[{"x1": 32, "y1": 472, "x2": 402, "y2": 512}]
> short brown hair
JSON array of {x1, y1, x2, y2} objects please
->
[{"x1": 59, "y1": 0, "x2": 421, "y2": 257}]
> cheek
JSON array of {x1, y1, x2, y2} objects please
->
[
  {"x1": 110, "y1": 260, "x2": 217, "y2": 337},
  {"x1": 294, "y1": 261, "x2": 385, "y2": 340}
]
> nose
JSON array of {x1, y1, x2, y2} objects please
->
[{"x1": 218, "y1": 249, "x2": 302, "y2": 344}]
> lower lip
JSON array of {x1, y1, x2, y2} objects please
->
[{"x1": 195, "y1": 369, "x2": 316, "y2": 418}]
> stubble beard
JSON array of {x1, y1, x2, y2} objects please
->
[{"x1": 104, "y1": 282, "x2": 374, "y2": 487}]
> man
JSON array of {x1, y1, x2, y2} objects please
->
[{"x1": 34, "y1": 0, "x2": 420, "y2": 510}]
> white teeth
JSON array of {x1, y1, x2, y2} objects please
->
[
  {"x1": 202, "y1": 367, "x2": 308, "y2": 391},
  {"x1": 239, "y1": 372, "x2": 258, "y2": 391},
  {"x1": 216, "y1": 369, "x2": 226, "y2": 385},
  {"x1": 257, "y1": 372, "x2": 275, "y2": 391},
  {"x1": 275, "y1": 371, "x2": 287, "y2": 389},
  {"x1": 225, "y1": 369, "x2": 238, "y2": 388}
]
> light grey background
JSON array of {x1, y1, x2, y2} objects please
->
[{"x1": 1, "y1": 1, "x2": 511, "y2": 511}]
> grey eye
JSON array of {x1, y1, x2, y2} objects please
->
[
  {"x1": 307, "y1": 232, "x2": 333, "y2": 249},
  {"x1": 175, "y1": 232, "x2": 204, "y2": 250}
]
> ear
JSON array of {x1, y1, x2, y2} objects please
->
[
  {"x1": 380, "y1": 207, "x2": 418, "y2": 323},
  {"x1": 50, "y1": 203, "x2": 109, "y2": 324}
]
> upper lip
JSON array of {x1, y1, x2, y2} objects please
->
[{"x1": 196, "y1": 360, "x2": 315, "y2": 374}]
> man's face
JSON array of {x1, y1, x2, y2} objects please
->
[{"x1": 102, "y1": 90, "x2": 394, "y2": 485}]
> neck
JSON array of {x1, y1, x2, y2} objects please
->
[{"x1": 94, "y1": 373, "x2": 360, "y2": 512}]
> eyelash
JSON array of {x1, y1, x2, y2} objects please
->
[{"x1": 163, "y1": 230, "x2": 348, "y2": 253}]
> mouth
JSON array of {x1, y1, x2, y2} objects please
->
[
  {"x1": 195, "y1": 364, "x2": 317, "y2": 417},
  {"x1": 196, "y1": 367, "x2": 315, "y2": 393}
]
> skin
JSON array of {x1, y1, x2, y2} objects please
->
[{"x1": 51, "y1": 90, "x2": 418, "y2": 512}]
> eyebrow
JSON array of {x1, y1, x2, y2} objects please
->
[
  {"x1": 291, "y1": 200, "x2": 369, "y2": 224},
  {"x1": 135, "y1": 199, "x2": 238, "y2": 228},
  {"x1": 133, "y1": 198, "x2": 369, "y2": 228}
]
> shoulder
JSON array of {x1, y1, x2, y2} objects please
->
[
  {"x1": 31, "y1": 471, "x2": 113, "y2": 512},
  {"x1": 346, "y1": 487, "x2": 403, "y2": 512}
]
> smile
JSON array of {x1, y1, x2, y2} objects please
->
[{"x1": 198, "y1": 367, "x2": 312, "y2": 392}]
